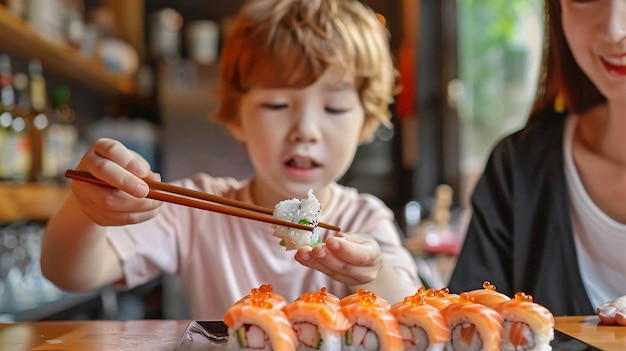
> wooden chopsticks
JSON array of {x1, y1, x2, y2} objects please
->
[{"x1": 65, "y1": 170, "x2": 341, "y2": 232}]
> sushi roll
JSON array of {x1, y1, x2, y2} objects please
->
[
  {"x1": 223, "y1": 284, "x2": 297, "y2": 351},
  {"x1": 466, "y1": 281, "x2": 511, "y2": 308},
  {"x1": 442, "y1": 292, "x2": 503, "y2": 351},
  {"x1": 492, "y1": 292, "x2": 555, "y2": 351},
  {"x1": 283, "y1": 287, "x2": 351, "y2": 351},
  {"x1": 340, "y1": 289, "x2": 404, "y2": 351},
  {"x1": 273, "y1": 189, "x2": 322, "y2": 250},
  {"x1": 390, "y1": 290, "x2": 451, "y2": 351},
  {"x1": 421, "y1": 287, "x2": 461, "y2": 310}
]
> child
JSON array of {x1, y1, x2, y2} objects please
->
[
  {"x1": 40, "y1": 0, "x2": 421, "y2": 320},
  {"x1": 449, "y1": 0, "x2": 626, "y2": 322}
]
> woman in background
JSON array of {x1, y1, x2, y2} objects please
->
[{"x1": 449, "y1": 0, "x2": 626, "y2": 324}]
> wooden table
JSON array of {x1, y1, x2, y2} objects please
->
[
  {"x1": 0, "y1": 320, "x2": 188, "y2": 351},
  {"x1": 0, "y1": 316, "x2": 623, "y2": 350},
  {"x1": 556, "y1": 315, "x2": 626, "y2": 351}
]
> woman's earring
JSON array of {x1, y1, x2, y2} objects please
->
[{"x1": 554, "y1": 92, "x2": 566, "y2": 113}]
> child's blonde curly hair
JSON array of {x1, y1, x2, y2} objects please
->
[{"x1": 214, "y1": 0, "x2": 397, "y2": 142}]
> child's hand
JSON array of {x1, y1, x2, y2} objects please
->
[
  {"x1": 71, "y1": 138, "x2": 162, "y2": 226},
  {"x1": 597, "y1": 295, "x2": 626, "y2": 326},
  {"x1": 295, "y1": 232, "x2": 383, "y2": 286}
]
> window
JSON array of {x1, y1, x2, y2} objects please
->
[{"x1": 456, "y1": 0, "x2": 543, "y2": 206}]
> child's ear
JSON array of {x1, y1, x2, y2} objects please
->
[{"x1": 226, "y1": 119, "x2": 246, "y2": 142}]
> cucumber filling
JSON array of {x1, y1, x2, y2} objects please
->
[
  {"x1": 345, "y1": 324, "x2": 379, "y2": 350},
  {"x1": 236, "y1": 324, "x2": 270, "y2": 349}
]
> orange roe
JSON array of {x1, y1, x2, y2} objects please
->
[
  {"x1": 436, "y1": 287, "x2": 451, "y2": 297},
  {"x1": 302, "y1": 287, "x2": 329, "y2": 304},
  {"x1": 419, "y1": 286, "x2": 450, "y2": 298},
  {"x1": 483, "y1": 281, "x2": 496, "y2": 291},
  {"x1": 402, "y1": 291, "x2": 427, "y2": 306},
  {"x1": 356, "y1": 289, "x2": 378, "y2": 306},
  {"x1": 514, "y1": 291, "x2": 534, "y2": 303},
  {"x1": 258, "y1": 284, "x2": 273, "y2": 293},
  {"x1": 249, "y1": 284, "x2": 274, "y2": 308},
  {"x1": 459, "y1": 292, "x2": 475, "y2": 304}
]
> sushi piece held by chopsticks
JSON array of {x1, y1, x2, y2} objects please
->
[{"x1": 273, "y1": 189, "x2": 324, "y2": 250}]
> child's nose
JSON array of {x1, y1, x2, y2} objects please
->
[{"x1": 288, "y1": 107, "x2": 321, "y2": 143}]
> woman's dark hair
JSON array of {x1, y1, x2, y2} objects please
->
[{"x1": 527, "y1": 0, "x2": 605, "y2": 124}]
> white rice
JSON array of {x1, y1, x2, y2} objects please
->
[
  {"x1": 272, "y1": 189, "x2": 322, "y2": 250},
  {"x1": 449, "y1": 322, "x2": 483, "y2": 351},
  {"x1": 295, "y1": 333, "x2": 342, "y2": 351},
  {"x1": 224, "y1": 327, "x2": 272, "y2": 351},
  {"x1": 500, "y1": 321, "x2": 552, "y2": 351}
]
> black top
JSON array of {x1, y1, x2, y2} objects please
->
[{"x1": 448, "y1": 112, "x2": 595, "y2": 316}]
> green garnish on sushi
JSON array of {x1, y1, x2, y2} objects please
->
[
  {"x1": 298, "y1": 219, "x2": 313, "y2": 226},
  {"x1": 280, "y1": 237, "x2": 322, "y2": 248},
  {"x1": 311, "y1": 237, "x2": 322, "y2": 247}
]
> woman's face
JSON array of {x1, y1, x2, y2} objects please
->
[{"x1": 560, "y1": 0, "x2": 626, "y2": 101}]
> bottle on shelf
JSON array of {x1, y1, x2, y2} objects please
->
[
  {"x1": 0, "y1": 55, "x2": 30, "y2": 183},
  {"x1": 25, "y1": 59, "x2": 50, "y2": 183},
  {"x1": 0, "y1": 54, "x2": 15, "y2": 180},
  {"x1": 43, "y1": 84, "x2": 78, "y2": 182},
  {"x1": 26, "y1": 0, "x2": 65, "y2": 45}
]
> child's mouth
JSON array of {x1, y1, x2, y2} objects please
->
[{"x1": 285, "y1": 157, "x2": 320, "y2": 169}]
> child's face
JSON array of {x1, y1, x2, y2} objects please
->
[
  {"x1": 560, "y1": 0, "x2": 626, "y2": 102},
  {"x1": 228, "y1": 65, "x2": 365, "y2": 201}
]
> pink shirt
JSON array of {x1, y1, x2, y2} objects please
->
[{"x1": 107, "y1": 174, "x2": 418, "y2": 320}]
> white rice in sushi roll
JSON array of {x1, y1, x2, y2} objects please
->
[{"x1": 272, "y1": 189, "x2": 322, "y2": 250}]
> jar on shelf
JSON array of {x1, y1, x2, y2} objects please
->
[{"x1": 26, "y1": 0, "x2": 65, "y2": 45}]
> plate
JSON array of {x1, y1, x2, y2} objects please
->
[
  {"x1": 552, "y1": 330, "x2": 603, "y2": 351},
  {"x1": 174, "y1": 321, "x2": 602, "y2": 350},
  {"x1": 175, "y1": 321, "x2": 228, "y2": 351}
]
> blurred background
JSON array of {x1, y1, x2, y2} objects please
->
[{"x1": 0, "y1": 0, "x2": 542, "y2": 321}]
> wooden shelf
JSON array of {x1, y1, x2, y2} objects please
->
[
  {"x1": 0, "y1": 6, "x2": 136, "y2": 98},
  {"x1": 0, "y1": 182, "x2": 70, "y2": 223}
]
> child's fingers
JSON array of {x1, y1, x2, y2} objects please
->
[
  {"x1": 295, "y1": 251, "x2": 369, "y2": 285},
  {"x1": 83, "y1": 138, "x2": 152, "y2": 197},
  {"x1": 92, "y1": 138, "x2": 151, "y2": 174},
  {"x1": 72, "y1": 180, "x2": 162, "y2": 224},
  {"x1": 295, "y1": 241, "x2": 381, "y2": 284},
  {"x1": 325, "y1": 233, "x2": 381, "y2": 266},
  {"x1": 81, "y1": 201, "x2": 162, "y2": 226},
  {"x1": 145, "y1": 171, "x2": 162, "y2": 182},
  {"x1": 87, "y1": 184, "x2": 161, "y2": 213}
]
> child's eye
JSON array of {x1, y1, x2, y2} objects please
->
[
  {"x1": 325, "y1": 107, "x2": 349, "y2": 114},
  {"x1": 261, "y1": 103, "x2": 288, "y2": 110}
]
